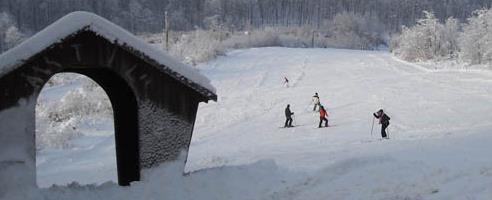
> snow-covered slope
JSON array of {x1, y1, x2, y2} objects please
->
[
  {"x1": 29, "y1": 47, "x2": 492, "y2": 200},
  {"x1": 187, "y1": 47, "x2": 492, "y2": 198},
  {"x1": 188, "y1": 47, "x2": 492, "y2": 171}
]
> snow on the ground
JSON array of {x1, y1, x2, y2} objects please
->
[
  {"x1": 188, "y1": 47, "x2": 492, "y2": 171},
  {"x1": 36, "y1": 129, "x2": 117, "y2": 187},
  {"x1": 23, "y1": 47, "x2": 492, "y2": 199},
  {"x1": 188, "y1": 47, "x2": 492, "y2": 198}
]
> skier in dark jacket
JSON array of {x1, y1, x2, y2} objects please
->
[
  {"x1": 284, "y1": 104, "x2": 294, "y2": 127},
  {"x1": 319, "y1": 105, "x2": 329, "y2": 128},
  {"x1": 373, "y1": 109, "x2": 390, "y2": 139}
]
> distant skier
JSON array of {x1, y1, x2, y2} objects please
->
[
  {"x1": 312, "y1": 92, "x2": 321, "y2": 111},
  {"x1": 284, "y1": 104, "x2": 294, "y2": 128},
  {"x1": 283, "y1": 76, "x2": 289, "y2": 88},
  {"x1": 373, "y1": 109, "x2": 390, "y2": 139},
  {"x1": 319, "y1": 105, "x2": 329, "y2": 128}
]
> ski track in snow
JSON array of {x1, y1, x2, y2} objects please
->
[{"x1": 33, "y1": 47, "x2": 492, "y2": 199}]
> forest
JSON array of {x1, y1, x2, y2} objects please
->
[
  {"x1": 2, "y1": 0, "x2": 492, "y2": 64},
  {"x1": 1, "y1": 0, "x2": 492, "y2": 34}
]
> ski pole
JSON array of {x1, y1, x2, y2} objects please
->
[{"x1": 370, "y1": 117, "x2": 375, "y2": 137}]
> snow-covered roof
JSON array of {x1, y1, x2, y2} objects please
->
[{"x1": 0, "y1": 11, "x2": 216, "y2": 100}]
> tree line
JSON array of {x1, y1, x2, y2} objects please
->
[
  {"x1": 1, "y1": 0, "x2": 492, "y2": 34},
  {"x1": 2, "y1": 0, "x2": 492, "y2": 54}
]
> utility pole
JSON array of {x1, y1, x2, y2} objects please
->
[
  {"x1": 311, "y1": 30, "x2": 316, "y2": 48},
  {"x1": 165, "y1": 11, "x2": 170, "y2": 50}
]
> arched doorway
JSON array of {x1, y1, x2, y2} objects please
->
[
  {"x1": 34, "y1": 69, "x2": 140, "y2": 186},
  {"x1": 36, "y1": 73, "x2": 117, "y2": 187}
]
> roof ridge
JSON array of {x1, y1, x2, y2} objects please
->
[{"x1": 0, "y1": 11, "x2": 216, "y2": 99}]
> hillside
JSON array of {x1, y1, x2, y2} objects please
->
[{"x1": 33, "y1": 47, "x2": 492, "y2": 200}]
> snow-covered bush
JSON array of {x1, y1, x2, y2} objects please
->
[
  {"x1": 161, "y1": 20, "x2": 386, "y2": 65},
  {"x1": 167, "y1": 28, "x2": 279, "y2": 65},
  {"x1": 275, "y1": 27, "x2": 313, "y2": 48},
  {"x1": 459, "y1": 9, "x2": 492, "y2": 65},
  {"x1": 223, "y1": 28, "x2": 279, "y2": 49},
  {"x1": 169, "y1": 29, "x2": 225, "y2": 65},
  {"x1": 392, "y1": 11, "x2": 460, "y2": 62},
  {"x1": 36, "y1": 111, "x2": 82, "y2": 150},
  {"x1": 152, "y1": 11, "x2": 388, "y2": 65},
  {"x1": 323, "y1": 12, "x2": 386, "y2": 50},
  {"x1": 36, "y1": 74, "x2": 113, "y2": 150}
]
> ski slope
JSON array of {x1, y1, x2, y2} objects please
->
[
  {"x1": 187, "y1": 47, "x2": 492, "y2": 169},
  {"x1": 31, "y1": 47, "x2": 492, "y2": 200},
  {"x1": 187, "y1": 47, "x2": 492, "y2": 198}
]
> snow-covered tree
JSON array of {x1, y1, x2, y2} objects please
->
[
  {"x1": 169, "y1": 29, "x2": 224, "y2": 65},
  {"x1": 441, "y1": 17, "x2": 460, "y2": 57},
  {"x1": 36, "y1": 74, "x2": 113, "y2": 150},
  {"x1": 459, "y1": 9, "x2": 492, "y2": 65},
  {"x1": 0, "y1": 12, "x2": 24, "y2": 52},
  {"x1": 4, "y1": 26, "x2": 24, "y2": 49},
  {"x1": 392, "y1": 11, "x2": 459, "y2": 61}
]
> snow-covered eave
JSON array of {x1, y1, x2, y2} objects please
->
[
  {"x1": 111, "y1": 36, "x2": 218, "y2": 102},
  {"x1": 0, "y1": 11, "x2": 217, "y2": 101}
]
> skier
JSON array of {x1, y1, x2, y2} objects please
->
[
  {"x1": 319, "y1": 105, "x2": 329, "y2": 128},
  {"x1": 284, "y1": 104, "x2": 294, "y2": 128},
  {"x1": 283, "y1": 76, "x2": 289, "y2": 88},
  {"x1": 312, "y1": 92, "x2": 321, "y2": 111},
  {"x1": 373, "y1": 109, "x2": 390, "y2": 139}
]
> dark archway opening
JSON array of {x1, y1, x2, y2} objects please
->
[
  {"x1": 35, "y1": 69, "x2": 140, "y2": 186},
  {"x1": 71, "y1": 68, "x2": 140, "y2": 186}
]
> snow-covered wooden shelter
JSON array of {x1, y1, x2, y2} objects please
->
[{"x1": 0, "y1": 11, "x2": 216, "y2": 189}]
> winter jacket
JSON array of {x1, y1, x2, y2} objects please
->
[
  {"x1": 373, "y1": 112, "x2": 390, "y2": 125},
  {"x1": 320, "y1": 107, "x2": 328, "y2": 118},
  {"x1": 285, "y1": 107, "x2": 294, "y2": 117}
]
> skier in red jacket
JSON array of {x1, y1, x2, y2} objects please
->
[{"x1": 319, "y1": 105, "x2": 329, "y2": 128}]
